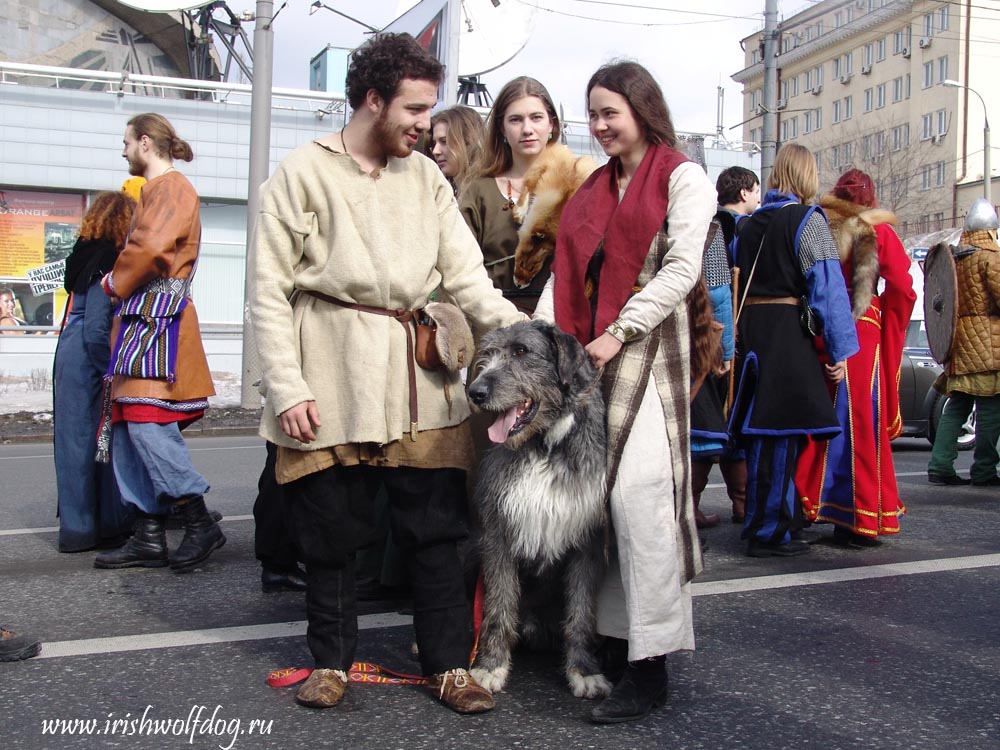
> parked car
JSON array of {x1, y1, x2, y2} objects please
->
[{"x1": 898, "y1": 319, "x2": 976, "y2": 450}]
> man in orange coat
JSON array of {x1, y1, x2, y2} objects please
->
[{"x1": 94, "y1": 113, "x2": 224, "y2": 573}]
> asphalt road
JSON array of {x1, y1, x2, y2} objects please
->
[{"x1": 1, "y1": 435, "x2": 998, "y2": 750}]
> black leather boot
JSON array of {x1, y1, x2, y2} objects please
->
[
  {"x1": 94, "y1": 513, "x2": 168, "y2": 569},
  {"x1": 589, "y1": 655, "x2": 668, "y2": 724},
  {"x1": 169, "y1": 496, "x2": 226, "y2": 573}
]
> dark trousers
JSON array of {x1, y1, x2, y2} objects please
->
[
  {"x1": 253, "y1": 442, "x2": 298, "y2": 570},
  {"x1": 744, "y1": 436, "x2": 802, "y2": 544},
  {"x1": 285, "y1": 463, "x2": 471, "y2": 675}
]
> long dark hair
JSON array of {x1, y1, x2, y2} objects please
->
[
  {"x1": 586, "y1": 61, "x2": 676, "y2": 148},
  {"x1": 475, "y1": 77, "x2": 561, "y2": 178}
]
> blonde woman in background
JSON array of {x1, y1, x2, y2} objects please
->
[{"x1": 424, "y1": 105, "x2": 485, "y2": 195}]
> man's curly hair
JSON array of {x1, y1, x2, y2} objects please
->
[{"x1": 345, "y1": 33, "x2": 444, "y2": 109}]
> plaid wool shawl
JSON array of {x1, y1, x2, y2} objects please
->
[{"x1": 601, "y1": 230, "x2": 703, "y2": 584}]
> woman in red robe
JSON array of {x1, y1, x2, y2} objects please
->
[{"x1": 795, "y1": 169, "x2": 916, "y2": 546}]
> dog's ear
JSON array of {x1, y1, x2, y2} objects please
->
[{"x1": 545, "y1": 322, "x2": 589, "y2": 390}]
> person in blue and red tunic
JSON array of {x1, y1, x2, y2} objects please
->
[
  {"x1": 730, "y1": 144, "x2": 858, "y2": 558},
  {"x1": 794, "y1": 169, "x2": 915, "y2": 547},
  {"x1": 93, "y1": 113, "x2": 224, "y2": 574}
]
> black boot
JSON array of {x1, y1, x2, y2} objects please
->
[
  {"x1": 94, "y1": 513, "x2": 168, "y2": 569},
  {"x1": 169, "y1": 496, "x2": 226, "y2": 573},
  {"x1": 589, "y1": 655, "x2": 668, "y2": 724}
]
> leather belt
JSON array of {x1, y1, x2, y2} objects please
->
[
  {"x1": 743, "y1": 296, "x2": 799, "y2": 306},
  {"x1": 304, "y1": 290, "x2": 419, "y2": 442}
]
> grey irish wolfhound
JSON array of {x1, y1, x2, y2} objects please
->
[{"x1": 467, "y1": 320, "x2": 611, "y2": 699}]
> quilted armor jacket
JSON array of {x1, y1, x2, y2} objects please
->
[{"x1": 952, "y1": 241, "x2": 1000, "y2": 376}]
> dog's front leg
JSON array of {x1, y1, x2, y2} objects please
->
[
  {"x1": 470, "y1": 540, "x2": 521, "y2": 694},
  {"x1": 562, "y1": 534, "x2": 612, "y2": 699}
]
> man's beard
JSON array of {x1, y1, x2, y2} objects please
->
[
  {"x1": 126, "y1": 155, "x2": 146, "y2": 177},
  {"x1": 372, "y1": 110, "x2": 414, "y2": 160}
]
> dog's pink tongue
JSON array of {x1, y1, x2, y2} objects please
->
[{"x1": 487, "y1": 406, "x2": 519, "y2": 444}]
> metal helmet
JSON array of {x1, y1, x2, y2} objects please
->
[{"x1": 963, "y1": 198, "x2": 999, "y2": 232}]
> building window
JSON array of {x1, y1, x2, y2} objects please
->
[
  {"x1": 876, "y1": 38, "x2": 886, "y2": 61},
  {"x1": 845, "y1": 52, "x2": 853, "y2": 75},
  {"x1": 804, "y1": 111, "x2": 813, "y2": 134},
  {"x1": 892, "y1": 123, "x2": 910, "y2": 150},
  {"x1": 751, "y1": 89, "x2": 760, "y2": 111},
  {"x1": 939, "y1": 6, "x2": 950, "y2": 31},
  {"x1": 937, "y1": 108, "x2": 948, "y2": 136},
  {"x1": 844, "y1": 95, "x2": 853, "y2": 120},
  {"x1": 893, "y1": 76, "x2": 904, "y2": 102},
  {"x1": 833, "y1": 57, "x2": 841, "y2": 79},
  {"x1": 864, "y1": 88, "x2": 874, "y2": 112},
  {"x1": 876, "y1": 84, "x2": 886, "y2": 108},
  {"x1": 814, "y1": 150, "x2": 823, "y2": 176},
  {"x1": 935, "y1": 161, "x2": 947, "y2": 187},
  {"x1": 923, "y1": 12, "x2": 934, "y2": 38},
  {"x1": 864, "y1": 43, "x2": 873, "y2": 67},
  {"x1": 790, "y1": 116, "x2": 798, "y2": 138},
  {"x1": 906, "y1": 73, "x2": 911, "y2": 99},
  {"x1": 833, "y1": 100, "x2": 842, "y2": 124},
  {"x1": 835, "y1": 11, "x2": 844, "y2": 28},
  {"x1": 894, "y1": 29, "x2": 905, "y2": 54},
  {"x1": 938, "y1": 56, "x2": 948, "y2": 84},
  {"x1": 922, "y1": 62, "x2": 934, "y2": 89},
  {"x1": 933, "y1": 212, "x2": 945, "y2": 231},
  {"x1": 792, "y1": 76, "x2": 799, "y2": 96},
  {"x1": 815, "y1": 107, "x2": 822, "y2": 130},
  {"x1": 920, "y1": 165, "x2": 932, "y2": 191},
  {"x1": 921, "y1": 113, "x2": 933, "y2": 140}
]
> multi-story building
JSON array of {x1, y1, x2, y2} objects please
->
[{"x1": 733, "y1": 0, "x2": 1000, "y2": 236}]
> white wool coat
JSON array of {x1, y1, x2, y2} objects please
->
[{"x1": 251, "y1": 142, "x2": 524, "y2": 450}]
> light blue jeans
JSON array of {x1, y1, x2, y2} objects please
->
[{"x1": 112, "y1": 421, "x2": 210, "y2": 515}]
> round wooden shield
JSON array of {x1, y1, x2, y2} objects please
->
[{"x1": 923, "y1": 242, "x2": 958, "y2": 364}]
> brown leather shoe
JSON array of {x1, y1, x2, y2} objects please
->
[
  {"x1": 427, "y1": 668, "x2": 495, "y2": 714},
  {"x1": 295, "y1": 668, "x2": 348, "y2": 708},
  {"x1": 695, "y1": 509, "x2": 721, "y2": 529}
]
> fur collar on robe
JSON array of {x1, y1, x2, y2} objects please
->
[{"x1": 819, "y1": 194, "x2": 897, "y2": 320}]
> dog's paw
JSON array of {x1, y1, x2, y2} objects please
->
[
  {"x1": 470, "y1": 665, "x2": 509, "y2": 694},
  {"x1": 566, "y1": 668, "x2": 613, "y2": 699}
]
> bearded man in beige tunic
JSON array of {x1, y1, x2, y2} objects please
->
[{"x1": 251, "y1": 34, "x2": 524, "y2": 714}]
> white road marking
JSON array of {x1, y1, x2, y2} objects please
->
[
  {"x1": 36, "y1": 613, "x2": 413, "y2": 660},
  {"x1": 28, "y1": 553, "x2": 1000, "y2": 661},
  {"x1": 0, "y1": 515, "x2": 255, "y2": 536}
]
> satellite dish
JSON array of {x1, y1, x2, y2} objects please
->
[
  {"x1": 116, "y1": 0, "x2": 216, "y2": 12},
  {"x1": 390, "y1": 0, "x2": 537, "y2": 77}
]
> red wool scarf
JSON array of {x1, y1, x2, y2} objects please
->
[{"x1": 553, "y1": 143, "x2": 689, "y2": 345}]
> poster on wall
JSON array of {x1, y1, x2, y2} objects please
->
[{"x1": 0, "y1": 189, "x2": 85, "y2": 329}]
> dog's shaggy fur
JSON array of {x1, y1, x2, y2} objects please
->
[
  {"x1": 511, "y1": 145, "x2": 597, "y2": 289},
  {"x1": 467, "y1": 320, "x2": 611, "y2": 699}
]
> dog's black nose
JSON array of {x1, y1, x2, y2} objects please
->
[{"x1": 468, "y1": 379, "x2": 489, "y2": 406}]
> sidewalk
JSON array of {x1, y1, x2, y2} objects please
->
[{"x1": 0, "y1": 372, "x2": 261, "y2": 443}]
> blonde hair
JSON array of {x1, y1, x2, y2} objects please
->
[
  {"x1": 767, "y1": 143, "x2": 818, "y2": 203},
  {"x1": 424, "y1": 106, "x2": 485, "y2": 194}
]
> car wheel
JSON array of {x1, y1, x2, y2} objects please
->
[{"x1": 928, "y1": 393, "x2": 977, "y2": 451}]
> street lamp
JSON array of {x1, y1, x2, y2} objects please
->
[
  {"x1": 943, "y1": 78, "x2": 991, "y2": 207},
  {"x1": 308, "y1": 1, "x2": 379, "y2": 33}
]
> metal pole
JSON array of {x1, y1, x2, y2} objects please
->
[
  {"x1": 984, "y1": 119, "x2": 991, "y2": 207},
  {"x1": 760, "y1": 0, "x2": 779, "y2": 190},
  {"x1": 241, "y1": 0, "x2": 274, "y2": 409},
  {"x1": 445, "y1": 0, "x2": 461, "y2": 106}
]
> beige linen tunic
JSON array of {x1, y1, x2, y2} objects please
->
[{"x1": 252, "y1": 142, "x2": 524, "y2": 452}]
